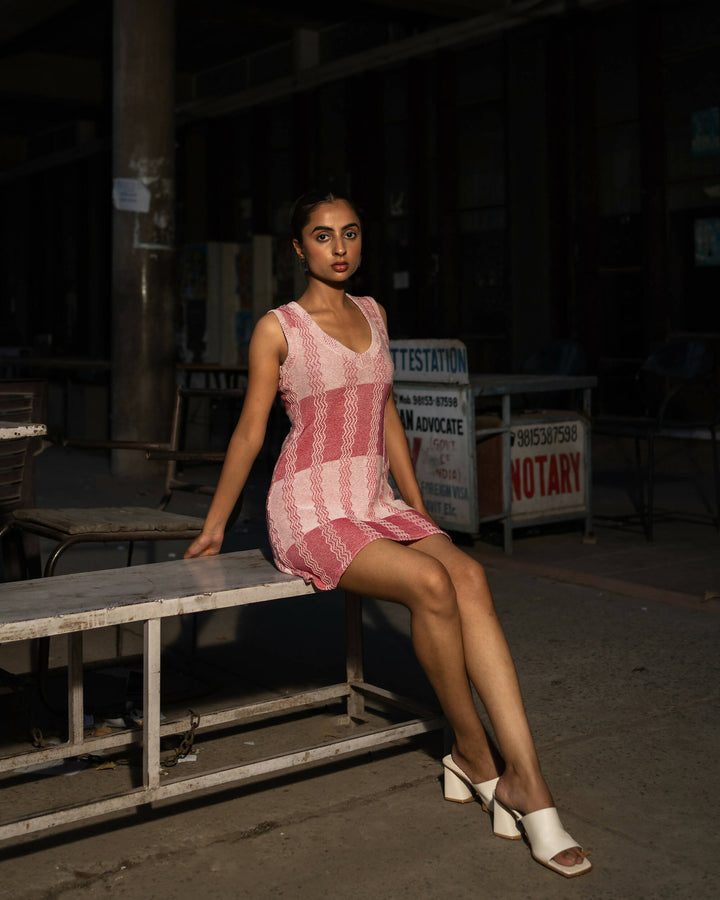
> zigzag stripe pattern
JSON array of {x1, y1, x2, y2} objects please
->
[
  {"x1": 339, "y1": 354, "x2": 358, "y2": 518},
  {"x1": 280, "y1": 307, "x2": 325, "y2": 580},
  {"x1": 304, "y1": 306, "x2": 352, "y2": 576},
  {"x1": 265, "y1": 296, "x2": 446, "y2": 591}
]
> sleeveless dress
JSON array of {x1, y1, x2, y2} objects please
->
[{"x1": 266, "y1": 294, "x2": 447, "y2": 591}]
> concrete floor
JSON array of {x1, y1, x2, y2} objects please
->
[{"x1": 0, "y1": 438, "x2": 719, "y2": 898}]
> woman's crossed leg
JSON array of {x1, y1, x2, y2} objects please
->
[{"x1": 338, "y1": 535, "x2": 586, "y2": 871}]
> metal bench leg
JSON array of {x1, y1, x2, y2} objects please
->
[
  {"x1": 37, "y1": 637, "x2": 52, "y2": 708},
  {"x1": 68, "y1": 632, "x2": 84, "y2": 745},
  {"x1": 345, "y1": 591, "x2": 366, "y2": 723},
  {"x1": 115, "y1": 542, "x2": 139, "y2": 657},
  {"x1": 37, "y1": 541, "x2": 86, "y2": 705},
  {"x1": 143, "y1": 618, "x2": 162, "y2": 791}
]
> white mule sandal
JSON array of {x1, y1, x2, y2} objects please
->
[
  {"x1": 441, "y1": 754, "x2": 521, "y2": 839},
  {"x1": 493, "y1": 797, "x2": 593, "y2": 878}
]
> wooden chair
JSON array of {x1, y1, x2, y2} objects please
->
[{"x1": 3, "y1": 386, "x2": 245, "y2": 578}]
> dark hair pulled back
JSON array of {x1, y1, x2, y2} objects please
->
[{"x1": 289, "y1": 190, "x2": 360, "y2": 243}]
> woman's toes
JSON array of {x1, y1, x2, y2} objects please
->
[{"x1": 553, "y1": 847, "x2": 584, "y2": 867}]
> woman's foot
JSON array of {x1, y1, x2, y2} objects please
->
[
  {"x1": 444, "y1": 745, "x2": 521, "y2": 839},
  {"x1": 449, "y1": 743, "x2": 500, "y2": 786},
  {"x1": 494, "y1": 768, "x2": 588, "y2": 870},
  {"x1": 448, "y1": 748, "x2": 589, "y2": 872}
]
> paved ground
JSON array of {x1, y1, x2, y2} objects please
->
[{"x1": 1, "y1": 436, "x2": 719, "y2": 898}]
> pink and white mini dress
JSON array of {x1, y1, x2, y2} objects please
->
[{"x1": 266, "y1": 294, "x2": 446, "y2": 590}]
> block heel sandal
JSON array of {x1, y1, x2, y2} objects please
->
[
  {"x1": 441, "y1": 754, "x2": 521, "y2": 840},
  {"x1": 492, "y1": 795, "x2": 593, "y2": 878}
]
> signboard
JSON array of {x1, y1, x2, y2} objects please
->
[
  {"x1": 477, "y1": 414, "x2": 587, "y2": 522},
  {"x1": 394, "y1": 382, "x2": 478, "y2": 533},
  {"x1": 390, "y1": 340, "x2": 475, "y2": 532},
  {"x1": 390, "y1": 339, "x2": 469, "y2": 384},
  {"x1": 510, "y1": 417, "x2": 586, "y2": 520},
  {"x1": 391, "y1": 340, "x2": 588, "y2": 535}
]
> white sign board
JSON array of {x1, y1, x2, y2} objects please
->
[
  {"x1": 509, "y1": 418, "x2": 586, "y2": 520},
  {"x1": 390, "y1": 340, "x2": 469, "y2": 384},
  {"x1": 394, "y1": 382, "x2": 478, "y2": 533}
]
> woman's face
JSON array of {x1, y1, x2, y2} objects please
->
[{"x1": 294, "y1": 200, "x2": 362, "y2": 285}]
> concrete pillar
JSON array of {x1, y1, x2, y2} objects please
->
[{"x1": 111, "y1": 0, "x2": 175, "y2": 475}]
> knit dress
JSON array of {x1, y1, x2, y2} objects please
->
[{"x1": 266, "y1": 294, "x2": 447, "y2": 591}]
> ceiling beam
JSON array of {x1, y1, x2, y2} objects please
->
[{"x1": 178, "y1": 0, "x2": 604, "y2": 121}]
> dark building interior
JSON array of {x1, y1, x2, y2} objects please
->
[{"x1": 1, "y1": 0, "x2": 719, "y2": 441}]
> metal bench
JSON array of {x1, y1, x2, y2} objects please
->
[{"x1": 0, "y1": 549, "x2": 444, "y2": 841}]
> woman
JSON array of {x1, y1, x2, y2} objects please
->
[{"x1": 185, "y1": 190, "x2": 592, "y2": 878}]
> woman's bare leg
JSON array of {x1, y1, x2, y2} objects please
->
[
  {"x1": 339, "y1": 538, "x2": 499, "y2": 781},
  {"x1": 340, "y1": 535, "x2": 584, "y2": 868},
  {"x1": 405, "y1": 534, "x2": 585, "y2": 868}
]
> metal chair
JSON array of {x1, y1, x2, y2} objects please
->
[
  {"x1": 2, "y1": 386, "x2": 245, "y2": 578},
  {"x1": 594, "y1": 339, "x2": 719, "y2": 540}
]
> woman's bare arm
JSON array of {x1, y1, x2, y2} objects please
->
[
  {"x1": 184, "y1": 313, "x2": 286, "y2": 557},
  {"x1": 384, "y1": 391, "x2": 432, "y2": 519},
  {"x1": 376, "y1": 303, "x2": 433, "y2": 520}
]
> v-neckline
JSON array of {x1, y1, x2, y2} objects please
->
[{"x1": 292, "y1": 295, "x2": 375, "y2": 356}]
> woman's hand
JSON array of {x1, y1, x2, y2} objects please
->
[
  {"x1": 414, "y1": 500, "x2": 435, "y2": 523},
  {"x1": 184, "y1": 529, "x2": 224, "y2": 559}
]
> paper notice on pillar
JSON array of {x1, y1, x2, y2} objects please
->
[
  {"x1": 394, "y1": 383, "x2": 478, "y2": 533},
  {"x1": 510, "y1": 418, "x2": 586, "y2": 521},
  {"x1": 112, "y1": 178, "x2": 151, "y2": 213}
]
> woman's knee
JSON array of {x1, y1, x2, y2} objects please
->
[
  {"x1": 466, "y1": 557, "x2": 490, "y2": 592},
  {"x1": 409, "y1": 558, "x2": 458, "y2": 618},
  {"x1": 455, "y1": 556, "x2": 496, "y2": 613}
]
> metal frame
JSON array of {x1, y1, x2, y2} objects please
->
[
  {"x1": 5, "y1": 385, "x2": 246, "y2": 577},
  {"x1": 0, "y1": 550, "x2": 444, "y2": 841}
]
